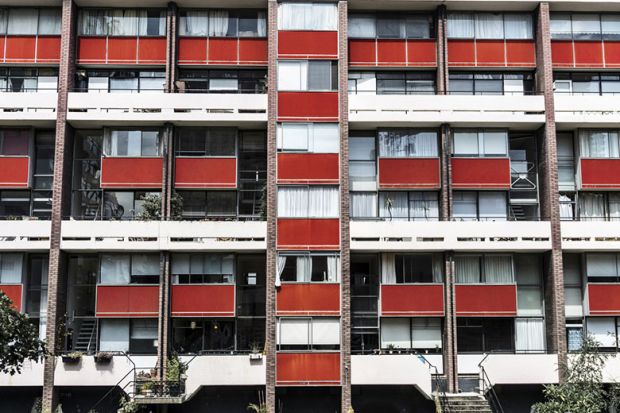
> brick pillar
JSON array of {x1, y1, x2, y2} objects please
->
[
  {"x1": 42, "y1": 1, "x2": 76, "y2": 411},
  {"x1": 440, "y1": 124, "x2": 451, "y2": 221},
  {"x1": 435, "y1": 5, "x2": 448, "y2": 95},
  {"x1": 157, "y1": 252, "x2": 171, "y2": 379},
  {"x1": 535, "y1": 2, "x2": 567, "y2": 379},
  {"x1": 265, "y1": 1, "x2": 278, "y2": 411},
  {"x1": 338, "y1": 2, "x2": 352, "y2": 411},
  {"x1": 162, "y1": 123, "x2": 174, "y2": 218},
  {"x1": 443, "y1": 253, "x2": 458, "y2": 393},
  {"x1": 165, "y1": 2, "x2": 178, "y2": 93}
]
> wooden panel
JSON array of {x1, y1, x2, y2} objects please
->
[
  {"x1": 138, "y1": 37, "x2": 166, "y2": 64},
  {"x1": 5, "y1": 36, "x2": 37, "y2": 63},
  {"x1": 451, "y1": 158, "x2": 511, "y2": 189},
  {"x1": 580, "y1": 158, "x2": 620, "y2": 189},
  {"x1": 107, "y1": 37, "x2": 138, "y2": 64},
  {"x1": 208, "y1": 38, "x2": 238, "y2": 64},
  {"x1": 377, "y1": 39, "x2": 407, "y2": 66},
  {"x1": 277, "y1": 92, "x2": 338, "y2": 121},
  {"x1": 588, "y1": 284, "x2": 620, "y2": 315},
  {"x1": 407, "y1": 39, "x2": 437, "y2": 66},
  {"x1": 447, "y1": 39, "x2": 476, "y2": 66},
  {"x1": 277, "y1": 218, "x2": 340, "y2": 250},
  {"x1": 277, "y1": 153, "x2": 339, "y2": 184},
  {"x1": 100, "y1": 157, "x2": 163, "y2": 189},
  {"x1": 276, "y1": 352, "x2": 341, "y2": 386},
  {"x1": 381, "y1": 284, "x2": 444, "y2": 316},
  {"x1": 175, "y1": 157, "x2": 237, "y2": 189},
  {"x1": 349, "y1": 39, "x2": 377, "y2": 66},
  {"x1": 77, "y1": 37, "x2": 107, "y2": 64},
  {"x1": 96, "y1": 285, "x2": 159, "y2": 317},
  {"x1": 277, "y1": 283, "x2": 340, "y2": 315},
  {"x1": 278, "y1": 31, "x2": 338, "y2": 59},
  {"x1": 455, "y1": 284, "x2": 517, "y2": 316},
  {"x1": 551, "y1": 40, "x2": 574, "y2": 67},
  {"x1": 178, "y1": 37, "x2": 208, "y2": 64},
  {"x1": 36, "y1": 36, "x2": 61, "y2": 63},
  {"x1": 239, "y1": 38, "x2": 268, "y2": 65},
  {"x1": 378, "y1": 158, "x2": 440, "y2": 189},
  {"x1": 0, "y1": 157, "x2": 30, "y2": 188},
  {"x1": 0, "y1": 284, "x2": 22, "y2": 312},
  {"x1": 171, "y1": 285, "x2": 235, "y2": 317}
]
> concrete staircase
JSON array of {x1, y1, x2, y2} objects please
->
[{"x1": 438, "y1": 393, "x2": 493, "y2": 413}]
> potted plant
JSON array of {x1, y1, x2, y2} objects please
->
[
  {"x1": 249, "y1": 342, "x2": 263, "y2": 360},
  {"x1": 386, "y1": 344, "x2": 396, "y2": 355},
  {"x1": 94, "y1": 351, "x2": 113, "y2": 364},
  {"x1": 166, "y1": 354, "x2": 188, "y2": 396},
  {"x1": 61, "y1": 351, "x2": 83, "y2": 364}
]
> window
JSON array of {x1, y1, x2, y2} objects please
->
[
  {"x1": 79, "y1": 9, "x2": 165, "y2": 36},
  {"x1": 277, "y1": 317, "x2": 340, "y2": 350},
  {"x1": 349, "y1": 134, "x2": 377, "y2": 192},
  {"x1": 378, "y1": 130, "x2": 438, "y2": 158},
  {"x1": 176, "y1": 128, "x2": 236, "y2": 157},
  {"x1": 448, "y1": 12, "x2": 533, "y2": 39},
  {"x1": 172, "y1": 254, "x2": 234, "y2": 284},
  {"x1": 99, "y1": 319, "x2": 130, "y2": 352},
  {"x1": 277, "y1": 253, "x2": 340, "y2": 283},
  {"x1": 0, "y1": 8, "x2": 61, "y2": 35},
  {"x1": 515, "y1": 255, "x2": 543, "y2": 317},
  {"x1": 452, "y1": 191, "x2": 507, "y2": 221},
  {"x1": 566, "y1": 321, "x2": 584, "y2": 352},
  {"x1": 348, "y1": 14, "x2": 433, "y2": 39},
  {"x1": 578, "y1": 192, "x2": 620, "y2": 221},
  {"x1": 75, "y1": 70, "x2": 165, "y2": 93},
  {"x1": 557, "y1": 134, "x2": 576, "y2": 192},
  {"x1": 378, "y1": 192, "x2": 439, "y2": 221},
  {"x1": 172, "y1": 319, "x2": 236, "y2": 353},
  {"x1": 515, "y1": 318, "x2": 545, "y2": 353},
  {"x1": 105, "y1": 130, "x2": 160, "y2": 157},
  {"x1": 99, "y1": 319, "x2": 158, "y2": 354},
  {"x1": 100, "y1": 254, "x2": 159, "y2": 284},
  {"x1": 179, "y1": 10, "x2": 266, "y2": 37},
  {"x1": 449, "y1": 73, "x2": 534, "y2": 96},
  {"x1": 374, "y1": 72, "x2": 436, "y2": 95},
  {"x1": 130, "y1": 319, "x2": 158, "y2": 353},
  {"x1": 579, "y1": 130, "x2": 620, "y2": 158},
  {"x1": 551, "y1": 13, "x2": 620, "y2": 41},
  {"x1": 0, "y1": 129, "x2": 29, "y2": 156},
  {"x1": 0, "y1": 68, "x2": 58, "y2": 93},
  {"x1": 0, "y1": 253, "x2": 23, "y2": 284},
  {"x1": 178, "y1": 191, "x2": 237, "y2": 219},
  {"x1": 351, "y1": 193, "x2": 378, "y2": 219},
  {"x1": 277, "y1": 123, "x2": 339, "y2": 153},
  {"x1": 586, "y1": 317, "x2": 618, "y2": 350},
  {"x1": 586, "y1": 253, "x2": 620, "y2": 283},
  {"x1": 177, "y1": 70, "x2": 267, "y2": 94},
  {"x1": 380, "y1": 318, "x2": 441, "y2": 351},
  {"x1": 277, "y1": 186, "x2": 338, "y2": 218},
  {"x1": 380, "y1": 253, "x2": 443, "y2": 284},
  {"x1": 278, "y1": 3, "x2": 337, "y2": 31},
  {"x1": 348, "y1": 72, "x2": 377, "y2": 94},
  {"x1": 457, "y1": 318, "x2": 514, "y2": 353},
  {"x1": 102, "y1": 191, "x2": 159, "y2": 220},
  {"x1": 452, "y1": 130, "x2": 508, "y2": 157},
  {"x1": 454, "y1": 254, "x2": 514, "y2": 284},
  {"x1": 277, "y1": 61, "x2": 337, "y2": 91},
  {"x1": 563, "y1": 254, "x2": 583, "y2": 319}
]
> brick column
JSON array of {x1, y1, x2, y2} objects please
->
[
  {"x1": 535, "y1": 2, "x2": 567, "y2": 378},
  {"x1": 440, "y1": 124, "x2": 451, "y2": 221},
  {"x1": 162, "y1": 123, "x2": 174, "y2": 218},
  {"x1": 443, "y1": 253, "x2": 458, "y2": 393},
  {"x1": 435, "y1": 5, "x2": 448, "y2": 95},
  {"x1": 265, "y1": 1, "x2": 278, "y2": 411},
  {"x1": 165, "y1": 2, "x2": 178, "y2": 93},
  {"x1": 338, "y1": 2, "x2": 352, "y2": 411},
  {"x1": 157, "y1": 252, "x2": 171, "y2": 379},
  {"x1": 42, "y1": 0, "x2": 76, "y2": 411}
]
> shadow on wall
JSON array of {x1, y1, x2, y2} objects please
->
[
  {"x1": 494, "y1": 384, "x2": 545, "y2": 413},
  {"x1": 169, "y1": 385, "x2": 265, "y2": 413},
  {"x1": 352, "y1": 385, "x2": 436, "y2": 413}
]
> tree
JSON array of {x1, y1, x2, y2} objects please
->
[
  {"x1": 533, "y1": 335, "x2": 610, "y2": 413},
  {"x1": 0, "y1": 292, "x2": 46, "y2": 375}
]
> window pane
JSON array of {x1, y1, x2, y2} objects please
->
[
  {"x1": 453, "y1": 131, "x2": 478, "y2": 156},
  {"x1": 349, "y1": 15, "x2": 375, "y2": 38},
  {"x1": 206, "y1": 129, "x2": 236, "y2": 156},
  {"x1": 312, "y1": 318, "x2": 340, "y2": 345},
  {"x1": 278, "y1": 61, "x2": 303, "y2": 91},
  {"x1": 0, "y1": 253, "x2": 22, "y2": 283},
  {"x1": 7, "y1": 9, "x2": 38, "y2": 35},
  {"x1": 349, "y1": 137, "x2": 375, "y2": 161},
  {"x1": 602, "y1": 15, "x2": 620, "y2": 40},
  {"x1": 206, "y1": 192, "x2": 236, "y2": 216},
  {"x1": 587, "y1": 317, "x2": 617, "y2": 348},
  {"x1": 504, "y1": 14, "x2": 533, "y2": 39},
  {"x1": 381, "y1": 318, "x2": 410, "y2": 348},
  {"x1": 572, "y1": 14, "x2": 602, "y2": 40},
  {"x1": 141, "y1": 131, "x2": 159, "y2": 156},
  {"x1": 179, "y1": 11, "x2": 208, "y2": 36},
  {"x1": 308, "y1": 61, "x2": 332, "y2": 91},
  {"x1": 2, "y1": 129, "x2": 29, "y2": 156},
  {"x1": 448, "y1": 13, "x2": 474, "y2": 38},
  {"x1": 482, "y1": 131, "x2": 508, "y2": 156},
  {"x1": 376, "y1": 17, "x2": 404, "y2": 39},
  {"x1": 278, "y1": 187, "x2": 308, "y2": 217},
  {"x1": 411, "y1": 318, "x2": 441, "y2": 349},
  {"x1": 312, "y1": 124, "x2": 339, "y2": 153},
  {"x1": 479, "y1": 192, "x2": 507, "y2": 221},
  {"x1": 351, "y1": 192, "x2": 377, "y2": 218},
  {"x1": 278, "y1": 123, "x2": 309, "y2": 151},
  {"x1": 453, "y1": 192, "x2": 477, "y2": 221},
  {"x1": 518, "y1": 288, "x2": 543, "y2": 316},
  {"x1": 100, "y1": 255, "x2": 130, "y2": 284},
  {"x1": 100, "y1": 319, "x2": 130, "y2": 352},
  {"x1": 39, "y1": 9, "x2": 62, "y2": 35},
  {"x1": 550, "y1": 13, "x2": 572, "y2": 39},
  {"x1": 131, "y1": 255, "x2": 160, "y2": 276},
  {"x1": 279, "y1": 318, "x2": 310, "y2": 345},
  {"x1": 406, "y1": 16, "x2": 430, "y2": 39},
  {"x1": 475, "y1": 13, "x2": 504, "y2": 39},
  {"x1": 455, "y1": 255, "x2": 481, "y2": 283},
  {"x1": 586, "y1": 254, "x2": 618, "y2": 277}
]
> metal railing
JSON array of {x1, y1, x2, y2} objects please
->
[
  {"x1": 478, "y1": 354, "x2": 505, "y2": 413},
  {"x1": 416, "y1": 353, "x2": 451, "y2": 413}
]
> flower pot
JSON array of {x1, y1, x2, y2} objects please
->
[{"x1": 61, "y1": 356, "x2": 81, "y2": 364}]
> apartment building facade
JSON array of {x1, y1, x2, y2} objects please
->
[{"x1": 1, "y1": 0, "x2": 620, "y2": 412}]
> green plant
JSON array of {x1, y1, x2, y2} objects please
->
[
  {"x1": 136, "y1": 194, "x2": 162, "y2": 221},
  {"x1": 166, "y1": 353, "x2": 188, "y2": 382},
  {"x1": 247, "y1": 390, "x2": 267, "y2": 413},
  {"x1": 118, "y1": 396, "x2": 138, "y2": 413},
  {"x1": 65, "y1": 351, "x2": 83, "y2": 360},
  {"x1": 249, "y1": 342, "x2": 262, "y2": 354},
  {"x1": 170, "y1": 191, "x2": 184, "y2": 220}
]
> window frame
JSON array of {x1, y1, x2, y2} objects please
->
[
  {"x1": 277, "y1": 317, "x2": 341, "y2": 351},
  {"x1": 78, "y1": 8, "x2": 167, "y2": 37},
  {"x1": 171, "y1": 253, "x2": 236, "y2": 284},
  {"x1": 454, "y1": 253, "x2": 515, "y2": 284},
  {"x1": 451, "y1": 129, "x2": 509, "y2": 157},
  {"x1": 348, "y1": 13, "x2": 434, "y2": 40},
  {"x1": 277, "y1": 185, "x2": 340, "y2": 218},
  {"x1": 99, "y1": 253, "x2": 160, "y2": 285},
  {"x1": 178, "y1": 9, "x2": 267, "y2": 38},
  {"x1": 277, "y1": 252, "x2": 341, "y2": 284},
  {"x1": 104, "y1": 129, "x2": 161, "y2": 157},
  {"x1": 447, "y1": 12, "x2": 534, "y2": 40},
  {"x1": 277, "y1": 60, "x2": 338, "y2": 92}
]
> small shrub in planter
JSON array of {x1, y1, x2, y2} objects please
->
[
  {"x1": 61, "y1": 351, "x2": 83, "y2": 364},
  {"x1": 94, "y1": 352, "x2": 113, "y2": 364}
]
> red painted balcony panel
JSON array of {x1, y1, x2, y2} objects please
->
[
  {"x1": 276, "y1": 352, "x2": 341, "y2": 386},
  {"x1": 277, "y1": 283, "x2": 340, "y2": 316},
  {"x1": 5, "y1": 36, "x2": 36, "y2": 63},
  {"x1": 381, "y1": 284, "x2": 444, "y2": 316},
  {"x1": 505, "y1": 40, "x2": 536, "y2": 67},
  {"x1": 407, "y1": 39, "x2": 437, "y2": 66},
  {"x1": 349, "y1": 39, "x2": 377, "y2": 66},
  {"x1": 96, "y1": 285, "x2": 159, "y2": 317},
  {"x1": 36, "y1": 36, "x2": 61, "y2": 63},
  {"x1": 447, "y1": 40, "x2": 476, "y2": 66},
  {"x1": 588, "y1": 284, "x2": 620, "y2": 315},
  {"x1": 137, "y1": 37, "x2": 167, "y2": 64},
  {"x1": 455, "y1": 284, "x2": 517, "y2": 316},
  {"x1": 239, "y1": 38, "x2": 268, "y2": 65},
  {"x1": 171, "y1": 285, "x2": 235, "y2": 317},
  {"x1": 580, "y1": 158, "x2": 620, "y2": 189},
  {"x1": 377, "y1": 40, "x2": 407, "y2": 66},
  {"x1": 0, "y1": 157, "x2": 30, "y2": 188},
  {"x1": 107, "y1": 37, "x2": 138, "y2": 64},
  {"x1": 278, "y1": 31, "x2": 338, "y2": 59},
  {"x1": 175, "y1": 158, "x2": 237, "y2": 189},
  {"x1": 551, "y1": 40, "x2": 574, "y2": 67},
  {"x1": 208, "y1": 38, "x2": 238, "y2": 64},
  {"x1": 451, "y1": 158, "x2": 511, "y2": 189},
  {"x1": 277, "y1": 218, "x2": 340, "y2": 250},
  {"x1": 278, "y1": 92, "x2": 338, "y2": 121},
  {"x1": 0, "y1": 284, "x2": 22, "y2": 312},
  {"x1": 178, "y1": 37, "x2": 208, "y2": 64},
  {"x1": 604, "y1": 42, "x2": 620, "y2": 68},
  {"x1": 475, "y1": 40, "x2": 506, "y2": 66},
  {"x1": 574, "y1": 41, "x2": 604, "y2": 68},
  {"x1": 77, "y1": 37, "x2": 107, "y2": 64},
  {"x1": 0, "y1": 38, "x2": 4, "y2": 61},
  {"x1": 277, "y1": 153, "x2": 339, "y2": 184},
  {"x1": 100, "y1": 157, "x2": 163, "y2": 189},
  {"x1": 378, "y1": 158, "x2": 440, "y2": 189}
]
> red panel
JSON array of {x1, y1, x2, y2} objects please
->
[
  {"x1": 277, "y1": 284, "x2": 340, "y2": 316},
  {"x1": 0, "y1": 37, "x2": 4, "y2": 61},
  {"x1": 208, "y1": 38, "x2": 238, "y2": 64},
  {"x1": 171, "y1": 285, "x2": 235, "y2": 317},
  {"x1": 551, "y1": 40, "x2": 574, "y2": 67},
  {"x1": 239, "y1": 38, "x2": 268, "y2": 65},
  {"x1": 175, "y1": 158, "x2": 237, "y2": 189},
  {"x1": 447, "y1": 40, "x2": 476, "y2": 66},
  {"x1": 138, "y1": 37, "x2": 166, "y2": 64},
  {"x1": 455, "y1": 284, "x2": 517, "y2": 316},
  {"x1": 377, "y1": 40, "x2": 407, "y2": 66},
  {"x1": 278, "y1": 31, "x2": 338, "y2": 59},
  {"x1": 475, "y1": 40, "x2": 506, "y2": 66},
  {"x1": 407, "y1": 39, "x2": 437, "y2": 66},
  {"x1": 0, "y1": 284, "x2": 22, "y2": 312},
  {"x1": 580, "y1": 158, "x2": 620, "y2": 189},
  {"x1": 107, "y1": 37, "x2": 138, "y2": 64},
  {"x1": 100, "y1": 157, "x2": 163, "y2": 189},
  {"x1": 0, "y1": 157, "x2": 30, "y2": 188},
  {"x1": 36, "y1": 36, "x2": 61, "y2": 63},
  {"x1": 451, "y1": 158, "x2": 511, "y2": 189},
  {"x1": 574, "y1": 41, "x2": 604, "y2": 68},
  {"x1": 381, "y1": 284, "x2": 444, "y2": 316},
  {"x1": 277, "y1": 92, "x2": 338, "y2": 121},
  {"x1": 5, "y1": 36, "x2": 36, "y2": 62},
  {"x1": 604, "y1": 42, "x2": 620, "y2": 68},
  {"x1": 276, "y1": 352, "x2": 340, "y2": 386},
  {"x1": 378, "y1": 158, "x2": 440, "y2": 189},
  {"x1": 349, "y1": 39, "x2": 377, "y2": 66},
  {"x1": 96, "y1": 285, "x2": 159, "y2": 317},
  {"x1": 588, "y1": 284, "x2": 620, "y2": 315},
  {"x1": 178, "y1": 37, "x2": 207, "y2": 64},
  {"x1": 277, "y1": 218, "x2": 340, "y2": 250},
  {"x1": 277, "y1": 153, "x2": 339, "y2": 184},
  {"x1": 506, "y1": 40, "x2": 536, "y2": 67},
  {"x1": 77, "y1": 37, "x2": 107, "y2": 64}
]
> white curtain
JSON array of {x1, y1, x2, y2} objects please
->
[
  {"x1": 579, "y1": 193, "x2": 606, "y2": 220},
  {"x1": 559, "y1": 194, "x2": 574, "y2": 220},
  {"x1": 410, "y1": 192, "x2": 438, "y2": 221},
  {"x1": 99, "y1": 319, "x2": 130, "y2": 352},
  {"x1": 278, "y1": 123, "x2": 309, "y2": 151},
  {"x1": 411, "y1": 318, "x2": 442, "y2": 349},
  {"x1": 209, "y1": 10, "x2": 229, "y2": 36},
  {"x1": 351, "y1": 192, "x2": 377, "y2": 218},
  {"x1": 455, "y1": 255, "x2": 481, "y2": 283},
  {"x1": 276, "y1": 255, "x2": 286, "y2": 287},
  {"x1": 278, "y1": 61, "x2": 307, "y2": 91},
  {"x1": 515, "y1": 318, "x2": 545, "y2": 352},
  {"x1": 310, "y1": 3, "x2": 337, "y2": 30},
  {"x1": 308, "y1": 187, "x2": 339, "y2": 217},
  {"x1": 381, "y1": 318, "x2": 410, "y2": 349},
  {"x1": 504, "y1": 14, "x2": 533, "y2": 39},
  {"x1": 586, "y1": 253, "x2": 618, "y2": 277},
  {"x1": 475, "y1": 13, "x2": 504, "y2": 39},
  {"x1": 484, "y1": 255, "x2": 514, "y2": 283},
  {"x1": 39, "y1": 9, "x2": 62, "y2": 35},
  {"x1": 349, "y1": 15, "x2": 376, "y2": 38},
  {"x1": 7, "y1": 9, "x2": 38, "y2": 35},
  {"x1": 311, "y1": 124, "x2": 339, "y2": 153},
  {"x1": 379, "y1": 192, "x2": 408, "y2": 220},
  {"x1": 296, "y1": 256, "x2": 311, "y2": 282},
  {"x1": 381, "y1": 253, "x2": 396, "y2": 284},
  {"x1": 278, "y1": 3, "x2": 337, "y2": 31},
  {"x1": 131, "y1": 255, "x2": 159, "y2": 276},
  {"x1": 100, "y1": 254, "x2": 130, "y2": 284},
  {"x1": 111, "y1": 9, "x2": 138, "y2": 36},
  {"x1": 80, "y1": 9, "x2": 108, "y2": 35},
  {"x1": 610, "y1": 193, "x2": 620, "y2": 220},
  {"x1": 327, "y1": 256, "x2": 340, "y2": 282},
  {"x1": 453, "y1": 131, "x2": 479, "y2": 156},
  {"x1": 312, "y1": 318, "x2": 340, "y2": 345},
  {"x1": 277, "y1": 186, "x2": 308, "y2": 217},
  {"x1": 415, "y1": 132, "x2": 438, "y2": 157},
  {"x1": 0, "y1": 253, "x2": 23, "y2": 283},
  {"x1": 447, "y1": 12, "x2": 474, "y2": 38},
  {"x1": 432, "y1": 254, "x2": 443, "y2": 283},
  {"x1": 518, "y1": 287, "x2": 543, "y2": 316},
  {"x1": 580, "y1": 130, "x2": 620, "y2": 158},
  {"x1": 257, "y1": 12, "x2": 267, "y2": 37},
  {"x1": 180, "y1": 11, "x2": 208, "y2": 36},
  {"x1": 478, "y1": 192, "x2": 507, "y2": 221},
  {"x1": 279, "y1": 318, "x2": 310, "y2": 345}
]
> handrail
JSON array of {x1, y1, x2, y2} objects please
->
[
  {"x1": 478, "y1": 354, "x2": 505, "y2": 413},
  {"x1": 86, "y1": 318, "x2": 97, "y2": 355},
  {"x1": 86, "y1": 352, "x2": 136, "y2": 412},
  {"x1": 415, "y1": 353, "x2": 450, "y2": 413}
]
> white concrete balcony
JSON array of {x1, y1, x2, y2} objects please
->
[
  {"x1": 351, "y1": 355, "x2": 434, "y2": 397},
  {"x1": 60, "y1": 220, "x2": 266, "y2": 251},
  {"x1": 182, "y1": 355, "x2": 265, "y2": 397},
  {"x1": 349, "y1": 94, "x2": 545, "y2": 128},
  {"x1": 0, "y1": 220, "x2": 50, "y2": 252},
  {"x1": 561, "y1": 221, "x2": 620, "y2": 251},
  {"x1": 555, "y1": 95, "x2": 620, "y2": 127},
  {"x1": 66, "y1": 93, "x2": 267, "y2": 126},
  {"x1": 350, "y1": 221, "x2": 552, "y2": 252},
  {"x1": 473, "y1": 354, "x2": 559, "y2": 385},
  {"x1": 0, "y1": 92, "x2": 57, "y2": 125}
]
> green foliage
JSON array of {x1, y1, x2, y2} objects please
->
[
  {"x1": 0, "y1": 292, "x2": 46, "y2": 375},
  {"x1": 247, "y1": 390, "x2": 267, "y2": 413},
  {"x1": 118, "y1": 396, "x2": 138, "y2": 413},
  {"x1": 136, "y1": 192, "x2": 183, "y2": 221},
  {"x1": 166, "y1": 353, "x2": 188, "y2": 382}
]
